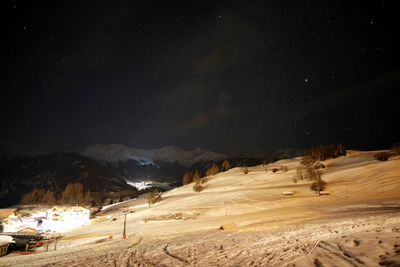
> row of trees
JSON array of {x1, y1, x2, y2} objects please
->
[
  {"x1": 182, "y1": 160, "x2": 232, "y2": 186},
  {"x1": 303, "y1": 143, "x2": 346, "y2": 162},
  {"x1": 182, "y1": 170, "x2": 202, "y2": 185},
  {"x1": 20, "y1": 183, "x2": 91, "y2": 206},
  {"x1": 181, "y1": 160, "x2": 232, "y2": 193}
]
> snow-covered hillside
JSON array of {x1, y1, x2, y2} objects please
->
[
  {"x1": 2, "y1": 150, "x2": 400, "y2": 267},
  {"x1": 79, "y1": 144, "x2": 227, "y2": 167}
]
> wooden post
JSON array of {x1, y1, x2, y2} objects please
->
[
  {"x1": 54, "y1": 237, "x2": 58, "y2": 251},
  {"x1": 25, "y1": 241, "x2": 29, "y2": 252},
  {"x1": 46, "y1": 240, "x2": 49, "y2": 252}
]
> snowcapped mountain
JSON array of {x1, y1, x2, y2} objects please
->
[
  {"x1": 79, "y1": 144, "x2": 228, "y2": 168},
  {"x1": 0, "y1": 152, "x2": 134, "y2": 208}
]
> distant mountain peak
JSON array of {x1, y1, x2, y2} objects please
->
[{"x1": 79, "y1": 144, "x2": 227, "y2": 167}]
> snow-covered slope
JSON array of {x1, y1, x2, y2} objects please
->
[{"x1": 79, "y1": 144, "x2": 227, "y2": 167}]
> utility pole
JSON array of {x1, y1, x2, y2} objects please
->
[{"x1": 122, "y1": 213, "x2": 127, "y2": 239}]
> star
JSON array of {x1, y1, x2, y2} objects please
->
[{"x1": 304, "y1": 78, "x2": 309, "y2": 83}]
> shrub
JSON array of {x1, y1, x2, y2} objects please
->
[
  {"x1": 193, "y1": 183, "x2": 203, "y2": 192},
  {"x1": 241, "y1": 166, "x2": 249, "y2": 174},
  {"x1": 310, "y1": 178, "x2": 326, "y2": 193},
  {"x1": 392, "y1": 142, "x2": 400, "y2": 155},
  {"x1": 314, "y1": 258, "x2": 323, "y2": 267},
  {"x1": 374, "y1": 152, "x2": 390, "y2": 161}
]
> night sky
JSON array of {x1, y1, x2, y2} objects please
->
[{"x1": 2, "y1": 1, "x2": 399, "y2": 155}]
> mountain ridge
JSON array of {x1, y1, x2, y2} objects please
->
[{"x1": 78, "y1": 144, "x2": 229, "y2": 167}]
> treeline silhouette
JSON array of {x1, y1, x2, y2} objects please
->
[
  {"x1": 182, "y1": 160, "x2": 232, "y2": 186},
  {"x1": 182, "y1": 160, "x2": 233, "y2": 192},
  {"x1": 302, "y1": 143, "x2": 346, "y2": 162},
  {"x1": 20, "y1": 183, "x2": 91, "y2": 206}
]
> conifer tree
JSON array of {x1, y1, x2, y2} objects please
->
[
  {"x1": 83, "y1": 190, "x2": 91, "y2": 205},
  {"x1": 41, "y1": 189, "x2": 56, "y2": 205},
  {"x1": 221, "y1": 160, "x2": 231, "y2": 171},
  {"x1": 206, "y1": 164, "x2": 220, "y2": 176},
  {"x1": 182, "y1": 172, "x2": 193, "y2": 185},
  {"x1": 192, "y1": 170, "x2": 201, "y2": 183}
]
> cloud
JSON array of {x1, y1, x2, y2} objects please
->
[{"x1": 178, "y1": 92, "x2": 231, "y2": 131}]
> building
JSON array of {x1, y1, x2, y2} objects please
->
[
  {"x1": 0, "y1": 242, "x2": 8, "y2": 257},
  {"x1": 0, "y1": 235, "x2": 14, "y2": 256},
  {"x1": 45, "y1": 206, "x2": 90, "y2": 229},
  {"x1": 2, "y1": 207, "x2": 90, "y2": 234}
]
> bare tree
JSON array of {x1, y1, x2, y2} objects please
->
[
  {"x1": 146, "y1": 189, "x2": 161, "y2": 207},
  {"x1": 296, "y1": 166, "x2": 304, "y2": 181},
  {"x1": 374, "y1": 152, "x2": 390, "y2": 161}
]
